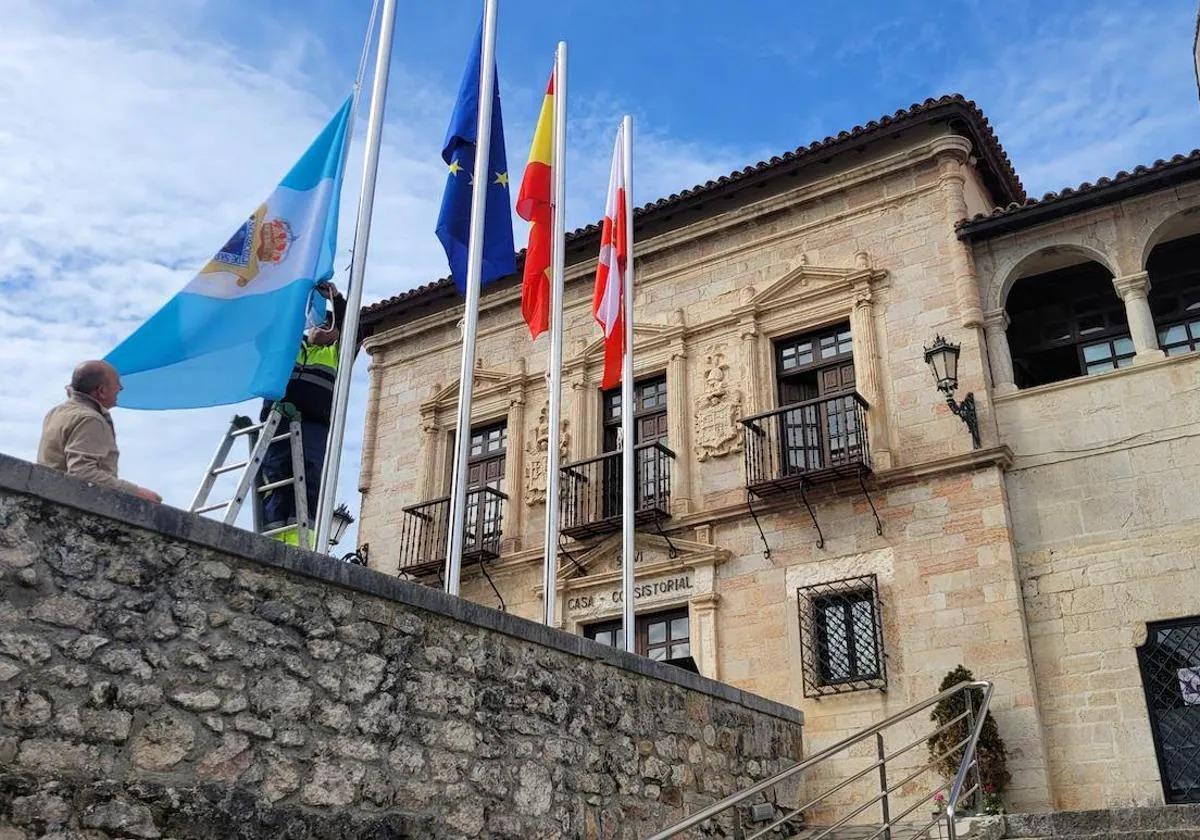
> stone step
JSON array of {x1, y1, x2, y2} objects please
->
[
  {"x1": 1004, "y1": 805, "x2": 1200, "y2": 839},
  {"x1": 789, "y1": 823, "x2": 936, "y2": 840},
  {"x1": 1007, "y1": 834, "x2": 1200, "y2": 840}
]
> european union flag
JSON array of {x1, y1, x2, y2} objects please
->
[{"x1": 436, "y1": 19, "x2": 516, "y2": 294}]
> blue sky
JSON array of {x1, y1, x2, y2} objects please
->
[{"x1": 2, "y1": 0, "x2": 1198, "y2": 550}]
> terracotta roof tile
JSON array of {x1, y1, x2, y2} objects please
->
[
  {"x1": 957, "y1": 149, "x2": 1200, "y2": 239},
  {"x1": 362, "y1": 94, "x2": 1022, "y2": 326}
]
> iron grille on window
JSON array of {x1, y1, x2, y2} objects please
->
[
  {"x1": 1137, "y1": 616, "x2": 1200, "y2": 804},
  {"x1": 797, "y1": 575, "x2": 886, "y2": 697}
]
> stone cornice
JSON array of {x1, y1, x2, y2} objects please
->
[{"x1": 362, "y1": 134, "x2": 959, "y2": 356}]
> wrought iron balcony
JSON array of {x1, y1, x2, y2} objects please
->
[
  {"x1": 742, "y1": 392, "x2": 871, "y2": 497},
  {"x1": 559, "y1": 441, "x2": 675, "y2": 540},
  {"x1": 398, "y1": 487, "x2": 507, "y2": 576}
]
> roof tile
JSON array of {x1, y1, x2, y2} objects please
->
[{"x1": 363, "y1": 93, "x2": 1022, "y2": 324}]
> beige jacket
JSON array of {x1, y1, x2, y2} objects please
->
[{"x1": 37, "y1": 392, "x2": 141, "y2": 495}]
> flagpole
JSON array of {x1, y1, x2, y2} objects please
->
[
  {"x1": 445, "y1": 0, "x2": 499, "y2": 596},
  {"x1": 314, "y1": 0, "x2": 397, "y2": 552},
  {"x1": 541, "y1": 42, "x2": 567, "y2": 627},
  {"x1": 620, "y1": 115, "x2": 636, "y2": 652}
]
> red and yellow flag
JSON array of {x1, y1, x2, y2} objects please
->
[{"x1": 516, "y1": 68, "x2": 555, "y2": 339}]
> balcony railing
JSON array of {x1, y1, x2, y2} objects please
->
[
  {"x1": 398, "y1": 486, "x2": 507, "y2": 575},
  {"x1": 742, "y1": 392, "x2": 871, "y2": 496},
  {"x1": 559, "y1": 441, "x2": 675, "y2": 540}
]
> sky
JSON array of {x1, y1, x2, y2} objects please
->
[{"x1": 2, "y1": 0, "x2": 1199, "y2": 553}]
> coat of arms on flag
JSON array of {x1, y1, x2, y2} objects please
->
[{"x1": 201, "y1": 202, "x2": 296, "y2": 287}]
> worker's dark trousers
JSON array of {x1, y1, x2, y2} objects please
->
[{"x1": 261, "y1": 418, "x2": 328, "y2": 530}]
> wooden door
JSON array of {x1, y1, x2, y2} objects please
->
[
  {"x1": 779, "y1": 377, "x2": 820, "y2": 474},
  {"x1": 819, "y1": 361, "x2": 858, "y2": 466},
  {"x1": 465, "y1": 424, "x2": 506, "y2": 550}
]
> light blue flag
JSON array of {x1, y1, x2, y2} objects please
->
[{"x1": 106, "y1": 97, "x2": 353, "y2": 409}]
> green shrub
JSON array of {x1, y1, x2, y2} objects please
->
[{"x1": 927, "y1": 665, "x2": 1011, "y2": 800}]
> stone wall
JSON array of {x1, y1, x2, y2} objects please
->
[
  {"x1": 0, "y1": 455, "x2": 804, "y2": 840},
  {"x1": 360, "y1": 120, "x2": 1059, "y2": 817},
  {"x1": 995, "y1": 354, "x2": 1200, "y2": 809}
]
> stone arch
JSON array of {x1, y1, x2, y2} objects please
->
[
  {"x1": 987, "y1": 240, "x2": 1119, "y2": 313},
  {"x1": 1138, "y1": 202, "x2": 1200, "y2": 270}
]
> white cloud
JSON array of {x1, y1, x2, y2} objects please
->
[
  {"x1": 0, "y1": 0, "x2": 753, "y2": 556},
  {"x1": 943, "y1": 2, "x2": 1200, "y2": 198}
]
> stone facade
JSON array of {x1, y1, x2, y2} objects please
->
[
  {"x1": 0, "y1": 455, "x2": 805, "y2": 839},
  {"x1": 357, "y1": 96, "x2": 1200, "y2": 818},
  {"x1": 968, "y1": 183, "x2": 1200, "y2": 809}
]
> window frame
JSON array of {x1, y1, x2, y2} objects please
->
[
  {"x1": 1005, "y1": 261, "x2": 1134, "y2": 389},
  {"x1": 775, "y1": 322, "x2": 854, "y2": 379},
  {"x1": 602, "y1": 375, "x2": 668, "y2": 451},
  {"x1": 797, "y1": 574, "x2": 887, "y2": 698},
  {"x1": 1148, "y1": 243, "x2": 1200, "y2": 357},
  {"x1": 583, "y1": 606, "x2": 691, "y2": 663}
]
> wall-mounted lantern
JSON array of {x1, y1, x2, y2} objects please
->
[{"x1": 923, "y1": 335, "x2": 981, "y2": 449}]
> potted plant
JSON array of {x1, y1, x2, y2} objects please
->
[{"x1": 927, "y1": 666, "x2": 1011, "y2": 815}]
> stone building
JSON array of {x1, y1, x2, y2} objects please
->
[{"x1": 356, "y1": 94, "x2": 1200, "y2": 815}]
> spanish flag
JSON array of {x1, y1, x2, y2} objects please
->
[{"x1": 517, "y1": 67, "x2": 555, "y2": 339}]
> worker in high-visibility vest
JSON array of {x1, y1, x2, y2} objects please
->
[{"x1": 259, "y1": 281, "x2": 346, "y2": 546}]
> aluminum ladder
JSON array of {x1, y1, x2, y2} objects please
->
[{"x1": 189, "y1": 407, "x2": 309, "y2": 544}]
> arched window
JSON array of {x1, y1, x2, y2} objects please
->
[
  {"x1": 1148, "y1": 232, "x2": 1200, "y2": 356},
  {"x1": 1006, "y1": 260, "x2": 1132, "y2": 389}
]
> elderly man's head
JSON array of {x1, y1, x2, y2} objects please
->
[{"x1": 71, "y1": 360, "x2": 122, "y2": 409}]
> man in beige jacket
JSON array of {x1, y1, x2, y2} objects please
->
[{"x1": 38, "y1": 360, "x2": 162, "y2": 503}]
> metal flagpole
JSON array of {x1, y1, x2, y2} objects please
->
[
  {"x1": 445, "y1": 0, "x2": 500, "y2": 596},
  {"x1": 620, "y1": 115, "x2": 636, "y2": 652},
  {"x1": 314, "y1": 0, "x2": 397, "y2": 552},
  {"x1": 541, "y1": 42, "x2": 567, "y2": 627}
]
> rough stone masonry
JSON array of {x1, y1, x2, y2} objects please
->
[{"x1": 0, "y1": 455, "x2": 803, "y2": 840}]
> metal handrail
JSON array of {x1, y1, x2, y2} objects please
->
[
  {"x1": 645, "y1": 679, "x2": 993, "y2": 840},
  {"x1": 400, "y1": 485, "x2": 508, "y2": 514},
  {"x1": 741, "y1": 391, "x2": 870, "y2": 428},
  {"x1": 560, "y1": 440, "x2": 676, "y2": 473}
]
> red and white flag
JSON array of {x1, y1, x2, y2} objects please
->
[{"x1": 593, "y1": 125, "x2": 627, "y2": 389}]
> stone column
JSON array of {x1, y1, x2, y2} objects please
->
[
  {"x1": 936, "y1": 143, "x2": 984, "y2": 329},
  {"x1": 415, "y1": 395, "x2": 441, "y2": 500},
  {"x1": 738, "y1": 310, "x2": 764, "y2": 414},
  {"x1": 357, "y1": 352, "x2": 384, "y2": 494},
  {"x1": 666, "y1": 339, "x2": 693, "y2": 515},
  {"x1": 983, "y1": 310, "x2": 1018, "y2": 395},
  {"x1": 1113, "y1": 272, "x2": 1165, "y2": 363},
  {"x1": 850, "y1": 284, "x2": 893, "y2": 470},
  {"x1": 503, "y1": 386, "x2": 526, "y2": 553},
  {"x1": 689, "y1": 594, "x2": 720, "y2": 679}
]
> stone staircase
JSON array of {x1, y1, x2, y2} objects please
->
[{"x1": 1003, "y1": 805, "x2": 1200, "y2": 840}]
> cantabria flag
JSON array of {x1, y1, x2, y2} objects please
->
[{"x1": 106, "y1": 97, "x2": 353, "y2": 409}]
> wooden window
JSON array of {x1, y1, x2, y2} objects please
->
[
  {"x1": 603, "y1": 376, "x2": 668, "y2": 451},
  {"x1": 601, "y1": 376, "x2": 669, "y2": 515},
  {"x1": 1149, "y1": 234, "x2": 1200, "y2": 357},
  {"x1": 1006, "y1": 262, "x2": 1133, "y2": 388},
  {"x1": 584, "y1": 607, "x2": 691, "y2": 662},
  {"x1": 813, "y1": 591, "x2": 880, "y2": 684},
  {"x1": 797, "y1": 575, "x2": 886, "y2": 697},
  {"x1": 773, "y1": 323, "x2": 861, "y2": 473},
  {"x1": 464, "y1": 421, "x2": 506, "y2": 550},
  {"x1": 466, "y1": 422, "x2": 506, "y2": 492}
]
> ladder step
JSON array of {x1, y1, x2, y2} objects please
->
[
  {"x1": 258, "y1": 477, "x2": 298, "y2": 493},
  {"x1": 212, "y1": 461, "x2": 248, "y2": 475},
  {"x1": 261, "y1": 523, "x2": 305, "y2": 537},
  {"x1": 194, "y1": 500, "x2": 232, "y2": 514},
  {"x1": 229, "y1": 422, "x2": 267, "y2": 438}
]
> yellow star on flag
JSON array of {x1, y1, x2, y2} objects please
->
[
  {"x1": 448, "y1": 159, "x2": 463, "y2": 176},
  {"x1": 493, "y1": 171, "x2": 509, "y2": 187}
]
